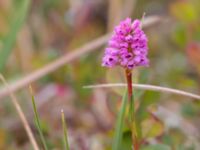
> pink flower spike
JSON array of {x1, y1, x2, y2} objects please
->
[{"x1": 102, "y1": 17, "x2": 149, "y2": 70}]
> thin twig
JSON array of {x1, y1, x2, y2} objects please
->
[
  {"x1": 83, "y1": 83, "x2": 200, "y2": 100},
  {"x1": 0, "y1": 16, "x2": 161, "y2": 99},
  {"x1": 0, "y1": 74, "x2": 39, "y2": 150}
]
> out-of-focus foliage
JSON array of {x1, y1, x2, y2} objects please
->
[
  {"x1": 0, "y1": 0, "x2": 200, "y2": 149},
  {"x1": 0, "y1": 0, "x2": 30, "y2": 71},
  {"x1": 142, "y1": 144, "x2": 171, "y2": 150}
]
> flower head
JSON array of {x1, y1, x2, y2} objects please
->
[{"x1": 102, "y1": 18, "x2": 149, "y2": 69}]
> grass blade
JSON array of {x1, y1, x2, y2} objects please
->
[
  {"x1": 61, "y1": 109, "x2": 70, "y2": 150},
  {"x1": 29, "y1": 86, "x2": 48, "y2": 150},
  {"x1": 0, "y1": 0, "x2": 30, "y2": 71},
  {"x1": 0, "y1": 75, "x2": 39, "y2": 150},
  {"x1": 112, "y1": 90, "x2": 128, "y2": 150}
]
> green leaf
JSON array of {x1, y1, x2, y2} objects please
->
[
  {"x1": 119, "y1": 130, "x2": 132, "y2": 150},
  {"x1": 0, "y1": 0, "x2": 30, "y2": 71},
  {"x1": 30, "y1": 86, "x2": 49, "y2": 150},
  {"x1": 136, "y1": 92, "x2": 160, "y2": 140},
  {"x1": 136, "y1": 91, "x2": 160, "y2": 122},
  {"x1": 142, "y1": 144, "x2": 171, "y2": 150},
  {"x1": 112, "y1": 90, "x2": 128, "y2": 150}
]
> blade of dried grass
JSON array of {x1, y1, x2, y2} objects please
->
[
  {"x1": 83, "y1": 83, "x2": 200, "y2": 100},
  {"x1": 0, "y1": 74, "x2": 39, "y2": 150}
]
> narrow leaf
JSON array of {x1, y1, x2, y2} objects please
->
[
  {"x1": 112, "y1": 90, "x2": 128, "y2": 150},
  {"x1": 61, "y1": 109, "x2": 70, "y2": 150},
  {"x1": 29, "y1": 86, "x2": 49, "y2": 150},
  {"x1": 0, "y1": 0, "x2": 30, "y2": 71}
]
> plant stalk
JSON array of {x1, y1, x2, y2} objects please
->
[{"x1": 125, "y1": 69, "x2": 140, "y2": 150}]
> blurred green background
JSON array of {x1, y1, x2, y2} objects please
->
[{"x1": 0, "y1": 0, "x2": 200, "y2": 149}]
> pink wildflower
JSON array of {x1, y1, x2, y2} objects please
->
[{"x1": 102, "y1": 18, "x2": 149, "y2": 69}]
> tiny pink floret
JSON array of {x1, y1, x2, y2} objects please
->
[{"x1": 102, "y1": 18, "x2": 149, "y2": 69}]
